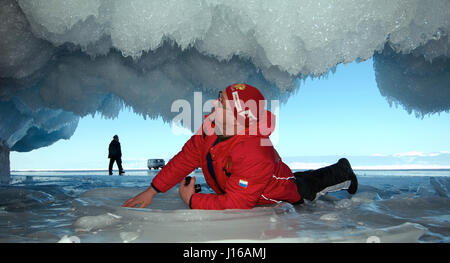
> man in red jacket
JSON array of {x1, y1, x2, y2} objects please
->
[{"x1": 123, "y1": 83, "x2": 358, "y2": 210}]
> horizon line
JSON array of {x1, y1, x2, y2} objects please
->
[{"x1": 10, "y1": 167, "x2": 450, "y2": 173}]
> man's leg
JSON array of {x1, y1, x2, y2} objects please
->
[
  {"x1": 117, "y1": 158, "x2": 125, "y2": 175},
  {"x1": 108, "y1": 158, "x2": 114, "y2": 175},
  {"x1": 294, "y1": 158, "x2": 358, "y2": 202}
]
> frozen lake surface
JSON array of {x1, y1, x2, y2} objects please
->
[{"x1": 1, "y1": 169, "x2": 449, "y2": 243}]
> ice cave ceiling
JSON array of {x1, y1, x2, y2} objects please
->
[{"x1": 0, "y1": 0, "x2": 449, "y2": 152}]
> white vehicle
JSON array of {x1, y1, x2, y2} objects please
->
[{"x1": 147, "y1": 159, "x2": 165, "y2": 170}]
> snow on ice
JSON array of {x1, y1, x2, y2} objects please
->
[{"x1": 0, "y1": 170, "x2": 449, "y2": 243}]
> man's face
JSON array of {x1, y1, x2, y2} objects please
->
[{"x1": 213, "y1": 90, "x2": 236, "y2": 136}]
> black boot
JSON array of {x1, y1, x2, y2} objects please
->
[{"x1": 294, "y1": 158, "x2": 358, "y2": 202}]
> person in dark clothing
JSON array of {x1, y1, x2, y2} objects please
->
[{"x1": 108, "y1": 135, "x2": 125, "y2": 175}]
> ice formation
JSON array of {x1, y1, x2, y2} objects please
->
[
  {"x1": 374, "y1": 45, "x2": 450, "y2": 117},
  {"x1": 0, "y1": 0, "x2": 449, "y2": 166}
]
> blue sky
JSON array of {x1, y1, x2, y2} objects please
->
[{"x1": 10, "y1": 58, "x2": 450, "y2": 170}]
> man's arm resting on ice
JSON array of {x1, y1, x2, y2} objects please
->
[
  {"x1": 150, "y1": 132, "x2": 204, "y2": 193},
  {"x1": 122, "y1": 127, "x2": 205, "y2": 208}
]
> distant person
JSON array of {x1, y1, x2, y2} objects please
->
[
  {"x1": 123, "y1": 83, "x2": 357, "y2": 209},
  {"x1": 108, "y1": 135, "x2": 125, "y2": 175}
]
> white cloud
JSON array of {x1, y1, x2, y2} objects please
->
[
  {"x1": 353, "y1": 164, "x2": 450, "y2": 170},
  {"x1": 392, "y1": 151, "x2": 441, "y2": 157}
]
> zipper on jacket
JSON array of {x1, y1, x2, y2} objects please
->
[{"x1": 206, "y1": 137, "x2": 224, "y2": 193}]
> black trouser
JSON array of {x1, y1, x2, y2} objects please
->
[{"x1": 108, "y1": 157, "x2": 124, "y2": 174}]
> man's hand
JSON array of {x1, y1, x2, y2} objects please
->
[
  {"x1": 179, "y1": 176, "x2": 196, "y2": 207},
  {"x1": 122, "y1": 186, "x2": 157, "y2": 208}
]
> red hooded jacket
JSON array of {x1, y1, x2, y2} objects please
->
[{"x1": 150, "y1": 111, "x2": 301, "y2": 210}]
